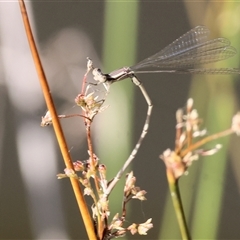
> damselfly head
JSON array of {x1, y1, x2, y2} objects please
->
[{"x1": 92, "y1": 68, "x2": 107, "y2": 83}]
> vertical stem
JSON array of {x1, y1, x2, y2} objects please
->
[
  {"x1": 85, "y1": 120, "x2": 103, "y2": 238},
  {"x1": 167, "y1": 169, "x2": 191, "y2": 240},
  {"x1": 18, "y1": 1, "x2": 97, "y2": 239}
]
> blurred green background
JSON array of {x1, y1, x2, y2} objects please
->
[{"x1": 0, "y1": 1, "x2": 240, "y2": 239}]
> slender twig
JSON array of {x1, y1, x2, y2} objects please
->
[
  {"x1": 18, "y1": 1, "x2": 97, "y2": 239},
  {"x1": 87, "y1": 125, "x2": 101, "y2": 195},
  {"x1": 85, "y1": 118, "x2": 104, "y2": 238}
]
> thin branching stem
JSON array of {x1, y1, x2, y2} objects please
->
[
  {"x1": 181, "y1": 128, "x2": 234, "y2": 157},
  {"x1": 85, "y1": 119, "x2": 104, "y2": 238},
  {"x1": 18, "y1": 1, "x2": 97, "y2": 239},
  {"x1": 60, "y1": 114, "x2": 90, "y2": 121},
  {"x1": 85, "y1": 120, "x2": 101, "y2": 195}
]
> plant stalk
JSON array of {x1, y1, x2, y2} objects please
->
[
  {"x1": 167, "y1": 169, "x2": 191, "y2": 240},
  {"x1": 18, "y1": 1, "x2": 97, "y2": 239}
]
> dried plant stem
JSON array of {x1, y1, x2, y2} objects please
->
[
  {"x1": 166, "y1": 169, "x2": 191, "y2": 240},
  {"x1": 181, "y1": 128, "x2": 234, "y2": 157},
  {"x1": 18, "y1": 1, "x2": 97, "y2": 239},
  {"x1": 85, "y1": 120, "x2": 104, "y2": 238},
  {"x1": 85, "y1": 121, "x2": 100, "y2": 191}
]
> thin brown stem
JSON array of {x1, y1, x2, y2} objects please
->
[
  {"x1": 85, "y1": 119, "x2": 104, "y2": 238},
  {"x1": 59, "y1": 113, "x2": 90, "y2": 121},
  {"x1": 85, "y1": 120, "x2": 100, "y2": 193},
  {"x1": 18, "y1": 1, "x2": 97, "y2": 239},
  {"x1": 181, "y1": 128, "x2": 234, "y2": 157},
  {"x1": 81, "y1": 72, "x2": 88, "y2": 95}
]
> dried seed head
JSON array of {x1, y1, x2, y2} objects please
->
[
  {"x1": 41, "y1": 111, "x2": 52, "y2": 127},
  {"x1": 73, "y1": 160, "x2": 85, "y2": 171},
  {"x1": 75, "y1": 94, "x2": 86, "y2": 107},
  {"x1": 75, "y1": 88, "x2": 106, "y2": 120},
  {"x1": 160, "y1": 149, "x2": 186, "y2": 179},
  {"x1": 127, "y1": 218, "x2": 153, "y2": 235},
  {"x1": 186, "y1": 98, "x2": 194, "y2": 112},
  {"x1": 64, "y1": 168, "x2": 77, "y2": 178},
  {"x1": 195, "y1": 144, "x2": 222, "y2": 156},
  {"x1": 84, "y1": 187, "x2": 92, "y2": 196},
  {"x1": 124, "y1": 172, "x2": 136, "y2": 195},
  {"x1": 128, "y1": 223, "x2": 138, "y2": 235},
  {"x1": 137, "y1": 219, "x2": 153, "y2": 235},
  {"x1": 132, "y1": 189, "x2": 147, "y2": 201},
  {"x1": 86, "y1": 57, "x2": 93, "y2": 72},
  {"x1": 176, "y1": 109, "x2": 184, "y2": 124}
]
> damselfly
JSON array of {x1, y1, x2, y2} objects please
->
[{"x1": 92, "y1": 26, "x2": 240, "y2": 196}]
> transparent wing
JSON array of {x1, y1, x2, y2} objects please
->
[{"x1": 132, "y1": 26, "x2": 237, "y2": 71}]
